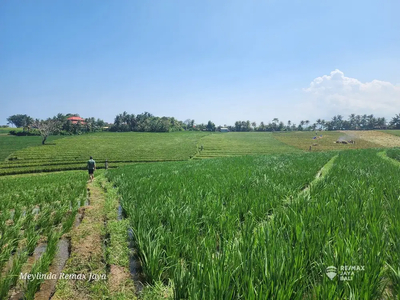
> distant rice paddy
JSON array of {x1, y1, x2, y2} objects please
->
[
  {"x1": 195, "y1": 132, "x2": 299, "y2": 159},
  {"x1": 0, "y1": 132, "x2": 209, "y2": 175},
  {"x1": 273, "y1": 131, "x2": 382, "y2": 151}
]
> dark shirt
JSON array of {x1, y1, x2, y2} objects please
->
[{"x1": 87, "y1": 159, "x2": 96, "y2": 170}]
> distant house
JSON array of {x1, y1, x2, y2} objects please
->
[
  {"x1": 67, "y1": 116, "x2": 86, "y2": 125},
  {"x1": 220, "y1": 127, "x2": 229, "y2": 132}
]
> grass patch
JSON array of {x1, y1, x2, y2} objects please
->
[
  {"x1": 0, "y1": 127, "x2": 23, "y2": 134},
  {"x1": 0, "y1": 135, "x2": 63, "y2": 161},
  {"x1": 195, "y1": 132, "x2": 299, "y2": 158},
  {"x1": 273, "y1": 130, "x2": 381, "y2": 151},
  {"x1": 379, "y1": 130, "x2": 400, "y2": 137}
]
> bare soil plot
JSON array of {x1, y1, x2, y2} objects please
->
[
  {"x1": 273, "y1": 131, "x2": 381, "y2": 151},
  {"x1": 342, "y1": 130, "x2": 400, "y2": 147}
]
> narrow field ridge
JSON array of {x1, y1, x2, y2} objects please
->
[
  {"x1": 52, "y1": 183, "x2": 107, "y2": 300},
  {"x1": 377, "y1": 150, "x2": 400, "y2": 166},
  {"x1": 282, "y1": 154, "x2": 338, "y2": 206}
]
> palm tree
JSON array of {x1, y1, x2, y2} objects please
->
[
  {"x1": 390, "y1": 114, "x2": 400, "y2": 129},
  {"x1": 320, "y1": 119, "x2": 326, "y2": 130},
  {"x1": 355, "y1": 115, "x2": 361, "y2": 130},
  {"x1": 361, "y1": 114, "x2": 368, "y2": 129},
  {"x1": 305, "y1": 120, "x2": 310, "y2": 130},
  {"x1": 367, "y1": 114, "x2": 375, "y2": 129},
  {"x1": 272, "y1": 118, "x2": 279, "y2": 131},
  {"x1": 349, "y1": 113, "x2": 356, "y2": 129},
  {"x1": 312, "y1": 123, "x2": 317, "y2": 131},
  {"x1": 376, "y1": 117, "x2": 386, "y2": 129}
]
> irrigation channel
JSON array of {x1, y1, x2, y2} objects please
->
[
  {"x1": 7, "y1": 204, "x2": 87, "y2": 300},
  {"x1": 117, "y1": 199, "x2": 145, "y2": 293},
  {"x1": 23, "y1": 177, "x2": 139, "y2": 299},
  {"x1": 4, "y1": 189, "x2": 90, "y2": 299}
]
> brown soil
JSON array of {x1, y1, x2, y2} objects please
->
[
  {"x1": 51, "y1": 183, "x2": 106, "y2": 300},
  {"x1": 108, "y1": 264, "x2": 132, "y2": 294},
  {"x1": 34, "y1": 238, "x2": 70, "y2": 300},
  {"x1": 341, "y1": 130, "x2": 400, "y2": 147}
]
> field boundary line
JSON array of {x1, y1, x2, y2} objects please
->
[
  {"x1": 98, "y1": 176, "x2": 137, "y2": 299},
  {"x1": 377, "y1": 150, "x2": 400, "y2": 167},
  {"x1": 52, "y1": 179, "x2": 107, "y2": 300},
  {"x1": 282, "y1": 154, "x2": 338, "y2": 207}
]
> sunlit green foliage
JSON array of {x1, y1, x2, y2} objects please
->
[
  {"x1": 108, "y1": 149, "x2": 400, "y2": 299},
  {"x1": 195, "y1": 132, "x2": 299, "y2": 159},
  {"x1": 0, "y1": 132, "x2": 209, "y2": 175},
  {"x1": 0, "y1": 172, "x2": 87, "y2": 298},
  {"x1": 0, "y1": 135, "x2": 62, "y2": 161},
  {"x1": 107, "y1": 152, "x2": 335, "y2": 298}
]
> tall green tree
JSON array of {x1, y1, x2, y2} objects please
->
[
  {"x1": 7, "y1": 114, "x2": 33, "y2": 128},
  {"x1": 206, "y1": 121, "x2": 216, "y2": 132}
]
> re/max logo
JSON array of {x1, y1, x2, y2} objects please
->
[{"x1": 340, "y1": 265, "x2": 365, "y2": 271}]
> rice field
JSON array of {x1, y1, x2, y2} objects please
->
[
  {"x1": 2, "y1": 129, "x2": 400, "y2": 299},
  {"x1": 380, "y1": 130, "x2": 400, "y2": 138},
  {"x1": 0, "y1": 127, "x2": 25, "y2": 135},
  {"x1": 272, "y1": 131, "x2": 382, "y2": 151},
  {"x1": 195, "y1": 132, "x2": 299, "y2": 159},
  {"x1": 0, "y1": 135, "x2": 62, "y2": 162},
  {"x1": 2, "y1": 130, "x2": 396, "y2": 176},
  {"x1": 0, "y1": 171, "x2": 87, "y2": 299},
  {"x1": 0, "y1": 132, "x2": 209, "y2": 175},
  {"x1": 106, "y1": 149, "x2": 400, "y2": 299}
]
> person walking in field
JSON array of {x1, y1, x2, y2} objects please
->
[{"x1": 87, "y1": 156, "x2": 96, "y2": 182}]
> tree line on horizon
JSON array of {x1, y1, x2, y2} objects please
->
[
  {"x1": 106, "y1": 112, "x2": 400, "y2": 132},
  {"x1": 5, "y1": 113, "x2": 107, "y2": 144},
  {"x1": 5, "y1": 112, "x2": 400, "y2": 136},
  {"x1": 229, "y1": 114, "x2": 396, "y2": 132}
]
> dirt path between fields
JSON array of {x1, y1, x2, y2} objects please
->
[
  {"x1": 51, "y1": 182, "x2": 107, "y2": 300},
  {"x1": 49, "y1": 178, "x2": 136, "y2": 299},
  {"x1": 341, "y1": 131, "x2": 400, "y2": 147}
]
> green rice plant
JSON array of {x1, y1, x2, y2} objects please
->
[
  {"x1": 268, "y1": 149, "x2": 399, "y2": 299},
  {"x1": 380, "y1": 151, "x2": 400, "y2": 297},
  {"x1": 386, "y1": 148, "x2": 400, "y2": 162},
  {"x1": 0, "y1": 250, "x2": 28, "y2": 299},
  {"x1": 107, "y1": 149, "x2": 400, "y2": 298},
  {"x1": 107, "y1": 152, "x2": 335, "y2": 298},
  {"x1": 195, "y1": 132, "x2": 299, "y2": 159},
  {"x1": 25, "y1": 227, "x2": 41, "y2": 256},
  {"x1": 62, "y1": 207, "x2": 78, "y2": 234},
  {"x1": 24, "y1": 231, "x2": 60, "y2": 300},
  {"x1": 0, "y1": 134, "x2": 62, "y2": 161},
  {"x1": 0, "y1": 131, "x2": 209, "y2": 175},
  {"x1": 0, "y1": 171, "x2": 87, "y2": 295}
]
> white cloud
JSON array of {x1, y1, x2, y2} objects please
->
[{"x1": 302, "y1": 69, "x2": 400, "y2": 119}]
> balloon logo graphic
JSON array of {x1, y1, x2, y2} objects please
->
[{"x1": 326, "y1": 266, "x2": 337, "y2": 280}]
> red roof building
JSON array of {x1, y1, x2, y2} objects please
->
[{"x1": 67, "y1": 116, "x2": 86, "y2": 124}]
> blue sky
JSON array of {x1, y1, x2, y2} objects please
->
[{"x1": 1, "y1": 0, "x2": 399, "y2": 126}]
